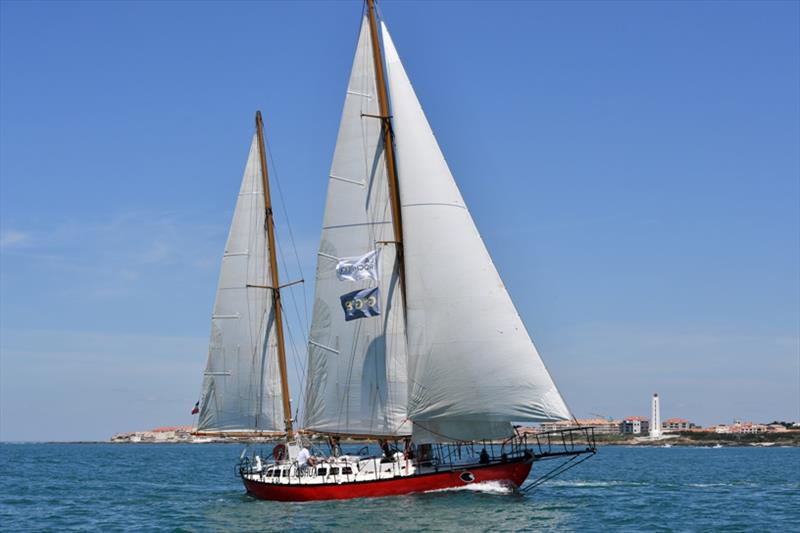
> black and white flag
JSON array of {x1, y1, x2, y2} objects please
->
[
  {"x1": 336, "y1": 250, "x2": 379, "y2": 282},
  {"x1": 340, "y1": 287, "x2": 381, "y2": 321}
]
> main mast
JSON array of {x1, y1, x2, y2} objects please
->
[
  {"x1": 366, "y1": 0, "x2": 406, "y2": 300},
  {"x1": 255, "y1": 110, "x2": 294, "y2": 439}
]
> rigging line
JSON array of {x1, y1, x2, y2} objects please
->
[
  {"x1": 267, "y1": 182, "x2": 308, "y2": 348},
  {"x1": 281, "y1": 306, "x2": 305, "y2": 378},
  {"x1": 274, "y1": 226, "x2": 309, "y2": 348},
  {"x1": 263, "y1": 133, "x2": 311, "y2": 338},
  {"x1": 278, "y1": 300, "x2": 305, "y2": 390},
  {"x1": 274, "y1": 243, "x2": 309, "y2": 427},
  {"x1": 279, "y1": 299, "x2": 307, "y2": 423},
  {"x1": 520, "y1": 451, "x2": 596, "y2": 493}
]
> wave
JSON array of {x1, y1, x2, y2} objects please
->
[
  {"x1": 687, "y1": 482, "x2": 757, "y2": 488},
  {"x1": 547, "y1": 480, "x2": 647, "y2": 488}
]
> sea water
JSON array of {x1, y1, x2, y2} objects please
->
[{"x1": 1, "y1": 443, "x2": 797, "y2": 532}]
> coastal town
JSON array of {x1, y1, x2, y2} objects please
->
[
  {"x1": 111, "y1": 393, "x2": 799, "y2": 445},
  {"x1": 110, "y1": 420, "x2": 800, "y2": 445}
]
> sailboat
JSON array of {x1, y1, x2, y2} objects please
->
[{"x1": 196, "y1": 0, "x2": 595, "y2": 501}]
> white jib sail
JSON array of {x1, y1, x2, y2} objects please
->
[
  {"x1": 303, "y1": 16, "x2": 409, "y2": 436},
  {"x1": 381, "y1": 23, "x2": 571, "y2": 442},
  {"x1": 197, "y1": 135, "x2": 282, "y2": 433}
]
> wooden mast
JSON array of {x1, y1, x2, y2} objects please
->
[
  {"x1": 255, "y1": 110, "x2": 294, "y2": 439},
  {"x1": 366, "y1": 0, "x2": 406, "y2": 301}
]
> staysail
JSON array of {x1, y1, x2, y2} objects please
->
[
  {"x1": 381, "y1": 23, "x2": 572, "y2": 442},
  {"x1": 197, "y1": 135, "x2": 283, "y2": 433},
  {"x1": 303, "y1": 16, "x2": 410, "y2": 436}
]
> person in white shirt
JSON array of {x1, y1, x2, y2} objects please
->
[{"x1": 297, "y1": 447, "x2": 316, "y2": 472}]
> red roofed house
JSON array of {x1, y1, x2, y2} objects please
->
[
  {"x1": 620, "y1": 416, "x2": 650, "y2": 435},
  {"x1": 661, "y1": 418, "x2": 697, "y2": 431}
]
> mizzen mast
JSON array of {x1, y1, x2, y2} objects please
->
[
  {"x1": 366, "y1": 0, "x2": 406, "y2": 300},
  {"x1": 255, "y1": 110, "x2": 294, "y2": 439}
]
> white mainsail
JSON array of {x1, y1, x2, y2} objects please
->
[
  {"x1": 303, "y1": 16, "x2": 410, "y2": 436},
  {"x1": 381, "y1": 23, "x2": 572, "y2": 442},
  {"x1": 197, "y1": 135, "x2": 283, "y2": 433}
]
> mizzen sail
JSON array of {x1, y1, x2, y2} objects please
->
[
  {"x1": 381, "y1": 23, "x2": 571, "y2": 442},
  {"x1": 303, "y1": 16, "x2": 409, "y2": 437},
  {"x1": 197, "y1": 135, "x2": 282, "y2": 433}
]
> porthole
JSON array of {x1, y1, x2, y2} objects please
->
[{"x1": 460, "y1": 471, "x2": 475, "y2": 483}]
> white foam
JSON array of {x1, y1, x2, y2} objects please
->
[{"x1": 424, "y1": 480, "x2": 516, "y2": 495}]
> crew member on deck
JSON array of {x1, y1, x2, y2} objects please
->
[
  {"x1": 403, "y1": 438, "x2": 415, "y2": 460},
  {"x1": 328, "y1": 436, "x2": 342, "y2": 457},
  {"x1": 297, "y1": 446, "x2": 316, "y2": 472},
  {"x1": 380, "y1": 439, "x2": 393, "y2": 459},
  {"x1": 479, "y1": 448, "x2": 490, "y2": 464}
]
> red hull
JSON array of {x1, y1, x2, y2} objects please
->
[{"x1": 242, "y1": 459, "x2": 533, "y2": 502}]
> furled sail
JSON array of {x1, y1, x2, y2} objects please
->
[
  {"x1": 381, "y1": 23, "x2": 572, "y2": 442},
  {"x1": 303, "y1": 16, "x2": 410, "y2": 436},
  {"x1": 197, "y1": 135, "x2": 282, "y2": 433}
]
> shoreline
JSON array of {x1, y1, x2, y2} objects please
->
[{"x1": 4, "y1": 432, "x2": 799, "y2": 447}]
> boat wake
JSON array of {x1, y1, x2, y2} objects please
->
[{"x1": 424, "y1": 481, "x2": 516, "y2": 495}]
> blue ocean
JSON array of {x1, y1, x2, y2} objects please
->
[{"x1": 1, "y1": 443, "x2": 797, "y2": 532}]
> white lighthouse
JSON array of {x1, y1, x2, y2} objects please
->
[{"x1": 650, "y1": 393, "x2": 662, "y2": 438}]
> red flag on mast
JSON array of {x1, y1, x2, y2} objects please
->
[{"x1": 191, "y1": 401, "x2": 199, "y2": 415}]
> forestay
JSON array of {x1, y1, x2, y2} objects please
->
[
  {"x1": 381, "y1": 23, "x2": 571, "y2": 443},
  {"x1": 303, "y1": 16, "x2": 410, "y2": 437},
  {"x1": 197, "y1": 135, "x2": 283, "y2": 432}
]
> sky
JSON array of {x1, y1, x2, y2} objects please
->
[{"x1": 1, "y1": 0, "x2": 798, "y2": 441}]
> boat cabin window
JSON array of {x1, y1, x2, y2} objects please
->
[
  {"x1": 316, "y1": 467, "x2": 328, "y2": 476},
  {"x1": 280, "y1": 469, "x2": 288, "y2": 478},
  {"x1": 341, "y1": 467, "x2": 353, "y2": 475},
  {"x1": 329, "y1": 467, "x2": 340, "y2": 475}
]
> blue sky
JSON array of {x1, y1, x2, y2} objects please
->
[{"x1": 1, "y1": 0, "x2": 798, "y2": 441}]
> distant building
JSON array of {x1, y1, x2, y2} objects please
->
[
  {"x1": 662, "y1": 418, "x2": 698, "y2": 431},
  {"x1": 714, "y1": 421, "x2": 769, "y2": 434},
  {"x1": 538, "y1": 418, "x2": 622, "y2": 435},
  {"x1": 111, "y1": 425, "x2": 194, "y2": 443},
  {"x1": 621, "y1": 416, "x2": 649, "y2": 435}
]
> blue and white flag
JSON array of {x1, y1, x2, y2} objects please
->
[
  {"x1": 336, "y1": 250, "x2": 379, "y2": 282},
  {"x1": 340, "y1": 287, "x2": 381, "y2": 321}
]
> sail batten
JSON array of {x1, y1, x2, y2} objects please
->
[
  {"x1": 197, "y1": 135, "x2": 282, "y2": 433},
  {"x1": 381, "y1": 23, "x2": 571, "y2": 442}
]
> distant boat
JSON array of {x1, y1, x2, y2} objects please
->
[
  {"x1": 661, "y1": 443, "x2": 673, "y2": 448},
  {"x1": 195, "y1": 0, "x2": 595, "y2": 502},
  {"x1": 712, "y1": 444, "x2": 723, "y2": 449}
]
